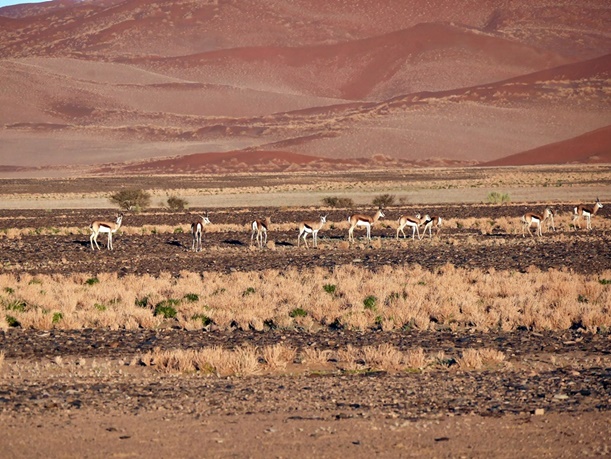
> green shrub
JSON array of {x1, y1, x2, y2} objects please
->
[
  {"x1": 5, "y1": 299, "x2": 26, "y2": 312},
  {"x1": 167, "y1": 196, "x2": 189, "y2": 211},
  {"x1": 52, "y1": 312, "x2": 63, "y2": 323},
  {"x1": 109, "y1": 189, "x2": 151, "y2": 212},
  {"x1": 183, "y1": 293, "x2": 199, "y2": 302},
  {"x1": 363, "y1": 295, "x2": 378, "y2": 311},
  {"x1": 323, "y1": 284, "x2": 336, "y2": 294},
  {"x1": 154, "y1": 300, "x2": 179, "y2": 319},
  {"x1": 486, "y1": 192, "x2": 511, "y2": 204},
  {"x1": 289, "y1": 308, "x2": 308, "y2": 318},
  {"x1": 85, "y1": 277, "x2": 99, "y2": 286}
]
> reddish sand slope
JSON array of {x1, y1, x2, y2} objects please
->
[
  {"x1": 0, "y1": 1, "x2": 610, "y2": 173},
  {"x1": 483, "y1": 126, "x2": 611, "y2": 166}
]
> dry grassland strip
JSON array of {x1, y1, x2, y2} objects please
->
[{"x1": 0, "y1": 165, "x2": 610, "y2": 209}]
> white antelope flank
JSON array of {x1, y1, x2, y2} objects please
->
[
  {"x1": 572, "y1": 198, "x2": 603, "y2": 230},
  {"x1": 521, "y1": 208, "x2": 554, "y2": 237},
  {"x1": 348, "y1": 208, "x2": 385, "y2": 242},
  {"x1": 298, "y1": 215, "x2": 327, "y2": 248},
  {"x1": 90, "y1": 213, "x2": 123, "y2": 251},
  {"x1": 396, "y1": 213, "x2": 425, "y2": 240},
  {"x1": 421, "y1": 214, "x2": 443, "y2": 239},
  {"x1": 251, "y1": 216, "x2": 271, "y2": 248},
  {"x1": 191, "y1": 213, "x2": 211, "y2": 252}
]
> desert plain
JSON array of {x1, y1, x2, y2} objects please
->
[
  {"x1": 1, "y1": 0, "x2": 611, "y2": 458},
  {"x1": 1, "y1": 166, "x2": 610, "y2": 458}
]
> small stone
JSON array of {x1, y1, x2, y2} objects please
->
[{"x1": 534, "y1": 408, "x2": 545, "y2": 416}]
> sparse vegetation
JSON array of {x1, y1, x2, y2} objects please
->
[
  {"x1": 166, "y1": 195, "x2": 189, "y2": 211},
  {"x1": 137, "y1": 344, "x2": 505, "y2": 376},
  {"x1": 321, "y1": 196, "x2": 354, "y2": 208},
  {"x1": 486, "y1": 191, "x2": 511, "y2": 204},
  {"x1": 1, "y1": 265, "x2": 608, "y2": 333}
]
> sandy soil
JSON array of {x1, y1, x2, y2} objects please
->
[
  {"x1": 1, "y1": 1, "x2": 610, "y2": 170},
  {"x1": 2, "y1": 409, "x2": 610, "y2": 458},
  {"x1": 1, "y1": 200, "x2": 610, "y2": 457}
]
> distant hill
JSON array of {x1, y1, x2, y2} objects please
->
[{"x1": 1, "y1": 0, "x2": 610, "y2": 173}]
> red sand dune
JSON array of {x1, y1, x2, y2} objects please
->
[
  {"x1": 0, "y1": 1, "x2": 610, "y2": 173},
  {"x1": 483, "y1": 126, "x2": 611, "y2": 166}
]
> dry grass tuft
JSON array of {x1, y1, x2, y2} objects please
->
[
  {"x1": 457, "y1": 348, "x2": 506, "y2": 370},
  {"x1": 362, "y1": 343, "x2": 403, "y2": 372},
  {"x1": 262, "y1": 344, "x2": 295, "y2": 371},
  {"x1": 404, "y1": 347, "x2": 427, "y2": 370},
  {"x1": 302, "y1": 348, "x2": 333, "y2": 366}
]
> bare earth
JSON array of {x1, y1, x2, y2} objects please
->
[{"x1": 1, "y1": 195, "x2": 610, "y2": 458}]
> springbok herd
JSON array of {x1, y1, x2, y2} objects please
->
[{"x1": 89, "y1": 198, "x2": 604, "y2": 251}]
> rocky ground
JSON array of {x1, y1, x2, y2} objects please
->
[{"x1": 1, "y1": 204, "x2": 610, "y2": 457}]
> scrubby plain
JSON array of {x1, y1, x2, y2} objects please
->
[{"x1": 1, "y1": 167, "x2": 610, "y2": 457}]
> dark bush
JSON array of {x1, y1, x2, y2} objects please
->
[
  {"x1": 372, "y1": 194, "x2": 395, "y2": 207},
  {"x1": 322, "y1": 196, "x2": 354, "y2": 208}
]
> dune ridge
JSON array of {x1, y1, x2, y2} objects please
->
[{"x1": 0, "y1": 0, "x2": 610, "y2": 174}]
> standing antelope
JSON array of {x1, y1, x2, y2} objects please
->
[
  {"x1": 251, "y1": 216, "x2": 271, "y2": 248},
  {"x1": 298, "y1": 215, "x2": 327, "y2": 248},
  {"x1": 348, "y1": 208, "x2": 385, "y2": 242},
  {"x1": 191, "y1": 213, "x2": 211, "y2": 252},
  {"x1": 396, "y1": 213, "x2": 424, "y2": 240},
  {"x1": 572, "y1": 198, "x2": 603, "y2": 230},
  {"x1": 421, "y1": 214, "x2": 443, "y2": 239},
  {"x1": 90, "y1": 213, "x2": 123, "y2": 251},
  {"x1": 521, "y1": 208, "x2": 554, "y2": 237}
]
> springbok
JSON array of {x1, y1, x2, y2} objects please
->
[
  {"x1": 298, "y1": 215, "x2": 327, "y2": 248},
  {"x1": 421, "y1": 215, "x2": 443, "y2": 239},
  {"x1": 572, "y1": 198, "x2": 603, "y2": 230},
  {"x1": 348, "y1": 208, "x2": 385, "y2": 242},
  {"x1": 396, "y1": 213, "x2": 425, "y2": 240},
  {"x1": 191, "y1": 213, "x2": 211, "y2": 252},
  {"x1": 521, "y1": 208, "x2": 554, "y2": 237},
  {"x1": 251, "y1": 216, "x2": 271, "y2": 248},
  {"x1": 90, "y1": 213, "x2": 123, "y2": 250}
]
